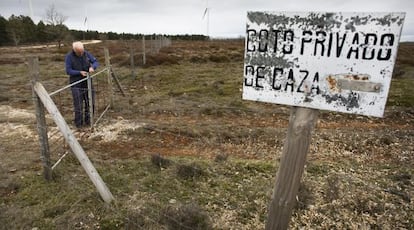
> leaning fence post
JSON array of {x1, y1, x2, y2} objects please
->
[{"x1": 28, "y1": 56, "x2": 52, "y2": 181}]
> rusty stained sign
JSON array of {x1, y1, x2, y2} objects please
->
[{"x1": 243, "y1": 11, "x2": 405, "y2": 117}]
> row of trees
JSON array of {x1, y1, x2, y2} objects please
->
[
  {"x1": 0, "y1": 5, "x2": 208, "y2": 47},
  {"x1": 0, "y1": 5, "x2": 69, "y2": 47}
]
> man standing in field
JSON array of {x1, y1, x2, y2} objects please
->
[{"x1": 65, "y1": 41, "x2": 99, "y2": 129}]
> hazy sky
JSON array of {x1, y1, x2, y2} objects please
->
[{"x1": 1, "y1": 0, "x2": 413, "y2": 41}]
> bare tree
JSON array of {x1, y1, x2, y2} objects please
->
[
  {"x1": 45, "y1": 4, "x2": 67, "y2": 26},
  {"x1": 44, "y1": 4, "x2": 70, "y2": 48}
]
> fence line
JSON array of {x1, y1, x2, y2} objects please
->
[
  {"x1": 24, "y1": 46, "x2": 126, "y2": 179},
  {"x1": 26, "y1": 48, "x2": 127, "y2": 203},
  {"x1": 30, "y1": 64, "x2": 114, "y2": 204},
  {"x1": 4, "y1": 39, "x2": 258, "y2": 228},
  {"x1": 128, "y1": 35, "x2": 172, "y2": 78},
  {"x1": 22, "y1": 39, "x2": 267, "y2": 227}
]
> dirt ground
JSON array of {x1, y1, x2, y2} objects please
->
[{"x1": 0, "y1": 40, "x2": 413, "y2": 229}]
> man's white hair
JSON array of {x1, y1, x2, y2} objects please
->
[{"x1": 72, "y1": 41, "x2": 84, "y2": 50}]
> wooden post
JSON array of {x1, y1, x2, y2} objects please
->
[
  {"x1": 157, "y1": 36, "x2": 161, "y2": 53},
  {"x1": 33, "y1": 81, "x2": 114, "y2": 204},
  {"x1": 265, "y1": 107, "x2": 319, "y2": 230},
  {"x1": 130, "y1": 40, "x2": 136, "y2": 79},
  {"x1": 103, "y1": 47, "x2": 125, "y2": 97},
  {"x1": 28, "y1": 57, "x2": 52, "y2": 181},
  {"x1": 142, "y1": 35, "x2": 146, "y2": 65},
  {"x1": 87, "y1": 73, "x2": 94, "y2": 129},
  {"x1": 150, "y1": 35, "x2": 153, "y2": 53},
  {"x1": 104, "y1": 48, "x2": 114, "y2": 108}
]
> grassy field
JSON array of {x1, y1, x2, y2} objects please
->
[{"x1": 0, "y1": 39, "x2": 413, "y2": 229}]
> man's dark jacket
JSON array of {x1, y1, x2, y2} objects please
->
[{"x1": 65, "y1": 50, "x2": 99, "y2": 88}]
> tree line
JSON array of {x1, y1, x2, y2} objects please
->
[{"x1": 0, "y1": 13, "x2": 208, "y2": 47}]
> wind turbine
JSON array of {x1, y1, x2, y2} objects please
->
[
  {"x1": 84, "y1": 7, "x2": 90, "y2": 31},
  {"x1": 202, "y1": 0, "x2": 210, "y2": 39},
  {"x1": 81, "y1": 7, "x2": 89, "y2": 40},
  {"x1": 28, "y1": 0, "x2": 34, "y2": 19}
]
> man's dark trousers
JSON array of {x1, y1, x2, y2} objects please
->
[{"x1": 71, "y1": 86, "x2": 94, "y2": 128}]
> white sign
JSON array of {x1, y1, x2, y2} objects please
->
[{"x1": 243, "y1": 12, "x2": 405, "y2": 117}]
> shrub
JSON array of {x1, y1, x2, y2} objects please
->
[
  {"x1": 176, "y1": 163, "x2": 204, "y2": 180},
  {"x1": 160, "y1": 203, "x2": 212, "y2": 230},
  {"x1": 150, "y1": 153, "x2": 172, "y2": 169}
]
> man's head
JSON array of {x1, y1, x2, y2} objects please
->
[{"x1": 72, "y1": 41, "x2": 84, "y2": 56}]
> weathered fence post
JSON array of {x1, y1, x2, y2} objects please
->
[
  {"x1": 265, "y1": 107, "x2": 319, "y2": 229},
  {"x1": 103, "y1": 48, "x2": 126, "y2": 97},
  {"x1": 33, "y1": 81, "x2": 114, "y2": 203},
  {"x1": 104, "y1": 48, "x2": 114, "y2": 108},
  {"x1": 28, "y1": 57, "x2": 52, "y2": 181},
  {"x1": 129, "y1": 40, "x2": 136, "y2": 79},
  {"x1": 142, "y1": 35, "x2": 146, "y2": 65},
  {"x1": 150, "y1": 35, "x2": 154, "y2": 53},
  {"x1": 87, "y1": 73, "x2": 94, "y2": 129}
]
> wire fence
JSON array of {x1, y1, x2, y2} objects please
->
[
  {"x1": 45, "y1": 68, "x2": 114, "y2": 169},
  {"x1": 26, "y1": 36, "x2": 173, "y2": 179},
  {"x1": 26, "y1": 38, "x2": 227, "y2": 228},
  {"x1": 23, "y1": 55, "x2": 273, "y2": 229}
]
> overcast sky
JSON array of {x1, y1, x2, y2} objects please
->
[{"x1": 1, "y1": 0, "x2": 413, "y2": 41}]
